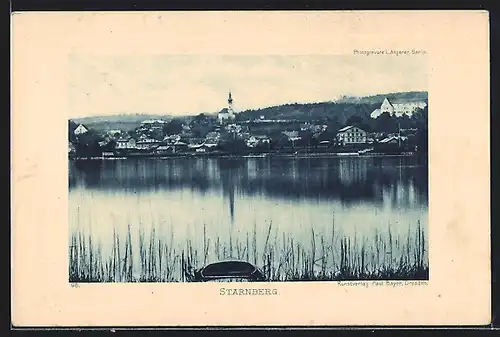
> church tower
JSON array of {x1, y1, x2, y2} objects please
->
[
  {"x1": 218, "y1": 90, "x2": 236, "y2": 124},
  {"x1": 228, "y1": 90, "x2": 234, "y2": 115}
]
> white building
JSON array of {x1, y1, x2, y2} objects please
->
[
  {"x1": 115, "y1": 137, "x2": 136, "y2": 149},
  {"x1": 246, "y1": 135, "x2": 270, "y2": 148},
  {"x1": 218, "y1": 91, "x2": 236, "y2": 124},
  {"x1": 336, "y1": 125, "x2": 368, "y2": 145},
  {"x1": 107, "y1": 129, "x2": 122, "y2": 138},
  {"x1": 74, "y1": 124, "x2": 88, "y2": 135},
  {"x1": 141, "y1": 119, "x2": 166, "y2": 124},
  {"x1": 371, "y1": 97, "x2": 427, "y2": 118},
  {"x1": 282, "y1": 131, "x2": 301, "y2": 143}
]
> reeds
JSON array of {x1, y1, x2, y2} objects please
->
[{"x1": 69, "y1": 221, "x2": 428, "y2": 282}]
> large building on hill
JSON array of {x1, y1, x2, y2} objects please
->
[
  {"x1": 218, "y1": 91, "x2": 236, "y2": 124},
  {"x1": 370, "y1": 97, "x2": 427, "y2": 119}
]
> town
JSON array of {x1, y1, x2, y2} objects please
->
[{"x1": 68, "y1": 92, "x2": 428, "y2": 159}]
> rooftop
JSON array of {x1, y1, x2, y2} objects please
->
[{"x1": 337, "y1": 125, "x2": 355, "y2": 133}]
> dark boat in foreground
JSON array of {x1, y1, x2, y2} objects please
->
[{"x1": 192, "y1": 260, "x2": 266, "y2": 282}]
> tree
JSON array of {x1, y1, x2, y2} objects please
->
[
  {"x1": 297, "y1": 129, "x2": 313, "y2": 147},
  {"x1": 277, "y1": 135, "x2": 292, "y2": 149},
  {"x1": 74, "y1": 139, "x2": 102, "y2": 157},
  {"x1": 317, "y1": 130, "x2": 335, "y2": 142},
  {"x1": 191, "y1": 113, "x2": 214, "y2": 127},
  {"x1": 219, "y1": 138, "x2": 247, "y2": 154},
  {"x1": 345, "y1": 115, "x2": 364, "y2": 126},
  {"x1": 255, "y1": 141, "x2": 271, "y2": 152},
  {"x1": 73, "y1": 128, "x2": 103, "y2": 157},
  {"x1": 323, "y1": 116, "x2": 341, "y2": 137},
  {"x1": 68, "y1": 120, "x2": 78, "y2": 142},
  {"x1": 374, "y1": 112, "x2": 398, "y2": 133},
  {"x1": 101, "y1": 139, "x2": 117, "y2": 152},
  {"x1": 151, "y1": 128, "x2": 164, "y2": 140},
  {"x1": 415, "y1": 125, "x2": 428, "y2": 153},
  {"x1": 310, "y1": 136, "x2": 319, "y2": 148},
  {"x1": 268, "y1": 130, "x2": 284, "y2": 150},
  {"x1": 163, "y1": 119, "x2": 184, "y2": 135},
  {"x1": 412, "y1": 106, "x2": 428, "y2": 130}
]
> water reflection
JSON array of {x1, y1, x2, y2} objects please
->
[{"x1": 69, "y1": 156, "x2": 428, "y2": 210}]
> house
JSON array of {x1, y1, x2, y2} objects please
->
[
  {"x1": 379, "y1": 137, "x2": 397, "y2": 145},
  {"x1": 74, "y1": 124, "x2": 88, "y2": 135},
  {"x1": 141, "y1": 119, "x2": 166, "y2": 125},
  {"x1": 378, "y1": 135, "x2": 408, "y2": 145},
  {"x1": 203, "y1": 141, "x2": 219, "y2": 150},
  {"x1": 115, "y1": 137, "x2": 137, "y2": 150},
  {"x1": 238, "y1": 132, "x2": 251, "y2": 141},
  {"x1": 136, "y1": 139, "x2": 160, "y2": 150},
  {"x1": 282, "y1": 131, "x2": 301, "y2": 143},
  {"x1": 205, "y1": 131, "x2": 221, "y2": 142},
  {"x1": 98, "y1": 140, "x2": 109, "y2": 147},
  {"x1": 188, "y1": 140, "x2": 205, "y2": 150},
  {"x1": 336, "y1": 126, "x2": 368, "y2": 145},
  {"x1": 375, "y1": 135, "x2": 409, "y2": 152},
  {"x1": 276, "y1": 131, "x2": 301, "y2": 148},
  {"x1": 107, "y1": 130, "x2": 122, "y2": 138},
  {"x1": 224, "y1": 123, "x2": 243, "y2": 135},
  {"x1": 371, "y1": 97, "x2": 428, "y2": 118},
  {"x1": 163, "y1": 134, "x2": 181, "y2": 144},
  {"x1": 255, "y1": 135, "x2": 270, "y2": 143},
  {"x1": 68, "y1": 142, "x2": 76, "y2": 154},
  {"x1": 300, "y1": 122, "x2": 311, "y2": 131},
  {"x1": 246, "y1": 135, "x2": 271, "y2": 148},
  {"x1": 370, "y1": 132, "x2": 386, "y2": 141},
  {"x1": 300, "y1": 123, "x2": 327, "y2": 133},
  {"x1": 180, "y1": 130, "x2": 194, "y2": 138},
  {"x1": 137, "y1": 135, "x2": 161, "y2": 148},
  {"x1": 246, "y1": 137, "x2": 258, "y2": 148},
  {"x1": 154, "y1": 145, "x2": 174, "y2": 154},
  {"x1": 283, "y1": 130, "x2": 299, "y2": 138},
  {"x1": 172, "y1": 140, "x2": 188, "y2": 152}
]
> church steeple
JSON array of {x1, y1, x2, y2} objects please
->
[{"x1": 218, "y1": 90, "x2": 236, "y2": 124}]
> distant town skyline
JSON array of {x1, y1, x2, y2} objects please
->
[{"x1": 68, "y1": 54, "x2": 427, "y2": 118}]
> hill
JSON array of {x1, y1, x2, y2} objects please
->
[
  {"x1": 70, "y1": 114, "x2": 175, "y2": 132},
  {"x1": 236, "y1": 91, "x2": 427, "y2": 124},
  {"x1": 335, "y1": 91, "x2": 428, "y2": 104},
  {"x1": 69, "y1": 91, "x2": 428, "y2": 132}
]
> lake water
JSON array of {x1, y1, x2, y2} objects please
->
[{"x1": 69, "y1": 155, "x2": 429, "y2": 281}]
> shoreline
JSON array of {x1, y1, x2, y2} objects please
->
[{"x1": 69, "y1": 151, "x2": 424, "y2": 161}]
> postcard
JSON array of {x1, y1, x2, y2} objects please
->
[{"x1": 11, "y1": 10, "x2": 490, "y2": 327}]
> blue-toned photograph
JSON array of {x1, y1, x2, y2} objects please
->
[{"x1": 68, "y1": 55, "x2": 428, "y2": 283}]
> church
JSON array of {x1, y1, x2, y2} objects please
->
[{"x1": 218, "y1": 91, "x2": 236, "y2": 124}]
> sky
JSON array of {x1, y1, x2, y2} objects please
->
[{"x1": 68, "y1": 54, "x2": 427, "y2": 118}]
